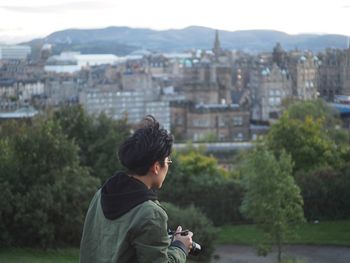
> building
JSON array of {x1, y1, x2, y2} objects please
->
[
  {"x1": 45, "y1": 77, "x2": 80, "y2": 106},
  {"x1": 145, "y1": 101, "x2": 171, "y2": 131},
  {"x1": 0, "y1": 78, "x2": 45, "y2": 111},
  {"x1": 190, "y1": 104, "x2": 250, "y2": 142},
  {"x1": 288, "y1": 53, "x2": 320, "y2": 100},
  {"x1": 0, "y1": 45, "x2": 31, "y2": 60},
  {"x1": 79, "y1": 88, "x2": 171, "y2": 129},
  {"x1": 317, "y1": 48, "x2": 350, "y2": 101},
  {"x1": 250, "y1": 63, "x2": 292, "y2": 122}
]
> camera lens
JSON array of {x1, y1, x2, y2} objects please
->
[{"x1": 189, "y1": 241, "x2": 201, "y2": 256}]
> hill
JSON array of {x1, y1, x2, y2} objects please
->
[{"x1": 22, "y1": 26, "x2": 350, "y2": 56}]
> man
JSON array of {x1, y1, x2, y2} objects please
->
[{"x1": 80, "y1": 115, "x2": 192, "y2": 263}]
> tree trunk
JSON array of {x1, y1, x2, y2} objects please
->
[{"x1": 277, "y1": 232, "x2": 282, "y2": 263}]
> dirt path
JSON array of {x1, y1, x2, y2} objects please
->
[{"x1": 213, "y1": 245, "x2": 350, "y2": 263}]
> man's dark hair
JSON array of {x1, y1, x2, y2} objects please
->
[{"x1": 118, "y1": 115, "x2": 173, "y2": 175}]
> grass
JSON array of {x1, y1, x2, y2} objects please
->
[
  {"x1": 0, "y1": 248, "x2": 79, "y2": 263},
  {"x1": 218, "y1": 220, "x2": 350, "y2": 246},
  {"x1": 1, "y1": 220, "x2": 349, "y2": 262}
]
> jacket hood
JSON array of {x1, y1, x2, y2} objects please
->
[{"x1": 101, "y1": 172, "x2": 158, "y2": 220}]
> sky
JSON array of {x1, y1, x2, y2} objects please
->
[{"x1": 0, "y1": 0, "x2": 350, "y2": 43}]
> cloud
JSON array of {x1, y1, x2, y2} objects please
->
[
  {"x1": 0, "y1": 27, "x2": 23, "y2": 32},
  {"x1": 0, "y1": 1, "x2": 114, "y2": 13},
  {"x1": 343, "y1": 5, "x2": 350, "y2": 8}
]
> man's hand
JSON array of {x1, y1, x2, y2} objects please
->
[{"x1": 172, "y1": 226, "x2": 193, "y2": 254}]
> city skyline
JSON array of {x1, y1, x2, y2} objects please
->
[{"x1": 0, "y1": 0, "x2": 350, "y2": 44}]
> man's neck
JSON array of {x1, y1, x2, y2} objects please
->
[{"x1": 130, "y1": 174, "x2": 152, "y2": 189}]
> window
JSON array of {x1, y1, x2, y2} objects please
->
[
  {"x1": 175, "y1": 114, "x2": 183, "y2": 125},
  {"x1": 192, "y1": 118, "x2": 210, "y2": 127},
  {"x1": 219, "y1": 117, "x2": 226, "y2": 127},
  {"x1": 234, "y1": 133, "x2": 244, "y2": 142},
  {"x1": 233, "y1": 116, "x2": 243, "y2": 126},
  {"x1": 269, "y1": 97, "x2": 281, "y2": 106}
]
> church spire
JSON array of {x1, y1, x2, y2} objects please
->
[{"x1": 213, "y1": 30, "x2": 222, "y2": 58}]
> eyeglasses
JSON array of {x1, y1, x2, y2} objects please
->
[{"x1": 165, "y1": 157, "x2": 172, "y2": 165}]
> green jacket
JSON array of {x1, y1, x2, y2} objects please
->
[{"x1": 80, "y1": 173, "x2": 187, "y2": 263}]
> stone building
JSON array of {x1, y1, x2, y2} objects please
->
[
  {"x1": 250, "y1": 63, "x2": 292, "y2": 122},
  {"x1": 170, "y1": 101, "x2": 250, "y2": 142},
  {"x1": 169, "y1": 31, "x2": 251, "y2": 141},
  {"x1": 318, "y1": 48, "x2": 350, "y2": 101},
  {"x1": 186, "y1": 104, "x2": 250, "y2": 142},
  {"x1": 79, "y1": 87, "x2": 171, "y2": 130},
  {"x1": 288, "y1": 53, "x2": 320, "y2": 100},
  {"x1": 341, "y1": 48, "x2": 350, "y2": 96},
  {"x1": 0, "y1": 79, "x2": 45, "y2": 111}
]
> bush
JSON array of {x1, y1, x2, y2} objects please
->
[
  {"x1": 0, "y1": 119, "x2": 100, "y2": 247},
  {"x1": 53, "y1": 106, "x2": 131, "y2": 183},
  {"x1": 160, "y1": 151, "x2": 244, "y2": 225},
  {"x1": 161, "y1": 202, "x2": 218, "y2": 262},
  {"x1": 296, "y1": 165, "x2": 350, "y2": 220}
]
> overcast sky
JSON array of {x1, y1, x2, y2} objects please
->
[{"x1": 1, "y1": 0, "x2": 350, "y2": 43}]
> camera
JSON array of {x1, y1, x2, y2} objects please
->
[{"x1": 168, "y1": 229, "x2": 202, "y2": 256}]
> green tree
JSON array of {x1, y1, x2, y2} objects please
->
[
  {"x1": 53, "y1": 105, "x2": 94, "y2": 166},
  {"x1": 287, "y1": 100, "x2": 350, "y2": 150},
  {"x1": 0, "y1": 119, "x2": 99, "y2": 247},
  {"x1": 88, "y1": 113, "x2": 130, "y2": 182},
  {"x1": 266, "y1": 100, "x2": 349, "y2": 174},
  {"x1": 286, "y1": 99, "x2": 339, "y2": 126},
  {"x1": 266, "y1": 113, "x2": 345, "y2": 173},
  {"x1": 297, "y1": 165, "x2": 350, "y2": 220},
  {"x1": 240, "y1": 147, "x2": 305, "y2": 263},
  {"x1": 160, "y1": 149, "x2": 244, "y2": 225},
  {"x1": 53, "y1": 106, "x2": 131, "y2": 183}
]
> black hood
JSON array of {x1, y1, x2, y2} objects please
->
[{"x1": 101, "y1": 172, "x2": 158, "y2": 220}]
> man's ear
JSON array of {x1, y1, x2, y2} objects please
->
[{"x1": 150, "y1": 162, "x2": 159, "y2": 175}]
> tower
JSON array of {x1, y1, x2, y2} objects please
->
[
  {"x1": 213, "y1": 30, "x2": 222, "y2": 59},
  {"x1": 272, "y1": 42, "x2": 287, "y2": 69}
]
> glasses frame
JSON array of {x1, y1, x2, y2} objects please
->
[{"x1": 165, "y1": 157, "x2": 172, "y2": 165}]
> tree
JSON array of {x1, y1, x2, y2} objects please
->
[
  {"x1": 87, "y1": 113, "x2": 130, "y2": 182},
  {"x1": 53, "y1": 105, "x2": 94, "y2": 166},
  {"x1": 53, "y1": 106, "x2": 131, "y2": 182},
  {"x1": 266, "y1": 101, "x2": 350, "y2": 222},
  {"x1": 0, "y1": 118, "x2": 99, "y2": 247},
  {"x1": 240, "y1": 147, "x2": 305, "y2": 263},
  {"x1": 160, "y1": 149, "x2": 244, "y2": 225},
  {"x1": 266, "y1": 113, "x2": 345, "y2": 174},
  {"x1": 266, "y1": 100, "x2": 349, "y2": 174},
  {"x1": 297, "y1": 165, "x2": 350, "y2": 220},
  {"x1": 285, "y1": 99, "x2": 339, "y2": 127}
]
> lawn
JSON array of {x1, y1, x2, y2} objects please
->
[
  {"x1": 218, "y1": 220, "x2": 350, "y2": 246},
  {"x1": 0, "y1": 248, "x2": 79, "y2": 263},
  {"x1": 1, "y1": 220, "x2": 349, "y2": 262}
]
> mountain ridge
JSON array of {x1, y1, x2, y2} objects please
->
[{"x1": 21, "y1": 26, "x2": 350, "y2": 56}]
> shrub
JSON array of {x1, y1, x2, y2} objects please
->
[
  {"x1": 160, "y1": 151, "x2": 244, "y2": 225},
  {"x1": 0, "y1": 119, "x2": 100, "y2": 247},
  {"x1": 53, "y1": 106, "x2": 130, "y2": 183},
  {"x1": 296, "y1": 165, "x2": 350, "y2": 220},
  {"x1": 161, "y1": 202, "x2": 218, "y2": 262}
]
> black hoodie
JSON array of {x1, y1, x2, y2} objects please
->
[{"x1": 100, "y1": 172, "x2": 158, "y2": 220}]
